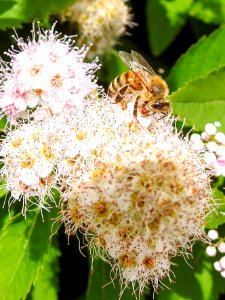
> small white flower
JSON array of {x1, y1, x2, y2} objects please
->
[
  {"x1": 206, "y1": 141, "x2": 218, "y2": 153},
  {"x1": 215, "y1": 132, "x2": 225, "y2": 144},
  {"x1": 191, "y1": 140, "x2": 204, "y2": 151},
  {"x1": 20, "y1": 168, "x2": 39, "y2": 186},
  {"x1": 201, "y1": 132, "x2": 210, "y2": 142},
  {"x1": 214, "y1": 121, "x2": 221, "y2": 127},
  {"x1": 204, "y1": 152, "x2": 217, "y2": 169},
  {"x1": 207, "y1": 229, "x2": 219, "y2": 240},
  {"x1": 206, "y1": 246, "x2": 217, "y2": 257},
  {"x1": 205, "y1": 123, "x2": 217, "y2": 136},
  {"x1": 33, "y1": 160, "x2": 54, "y2": 178},
  {"x1": 218, "y1": 242, "x2": 225, "y2": 254},
  {"x1": 191, "y1": 133, "x2": 204, "y2": 150},
  {"x1": 216, "y1": 146, "x2": 225, "y2": 157},
  {"x1": 190, "y1": 133, "x2": 201, "y2": 142},
  {"x1": 219, "y1": 256, "x2": 225, "y2": 269},
  {"x1": 214, "y1": 261, "x2": 222, "y2": 272}
]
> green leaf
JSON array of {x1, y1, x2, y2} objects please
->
[
  {"x1": 30, "y1": 239, "x2": 61, "y2": 300},
  {"x1": 25, "y1": 0, "x2": 77, "y2": 19},
  {"x1": 189, "y1": 0, "x2": 225, "y2": 24},
  {"x1": 157, "y1": 244, "x2": 225, "y2": 300},
  {"x1": 0, "y1": 116, "x2": 7, "y2": 130},
  {"x1": 0, "y1": 209, "x2": 57, "y2": 300},
  {"x1": 205, "y1": 189, "x2": 225, "y2": 229},
  {"x1": 86, "y1": 258, "x2": 146, "y2": 300},
  {"x1": 146, "y1": 0, "x2": 193, "y2": 56},
  {"x1": 99, "y1": 49, "x2": 128, "y2": 86},
  {"x1": 0, "y1": 0, "x2": 17, "y2": 14},
  {"x1": 167, "y1": 25, "x2": 225, "y2": 92},
  {"x1": 0, "y1": 0, "x2": 27, "y2": 29},
  {"x1": 0, "y1": 203, "x2": 11, "y2": 230},
  {"x1": 0, "y1": 0, "x2": 76, "y2": 29},
  {"x1": 169, "y1": 66, "x2": 225, "y2": 131},
  {"x1": 0, "y1": 180, "x2": 7, "y2": 199}
]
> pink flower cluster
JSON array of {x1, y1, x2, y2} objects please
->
[
  {"x1": 0, "y1": 23, "x2": 99, "y2": 122},
  {"x1": 191, "y1": 122, "x2": 225, "y2": 176},
  {"x1": 206, "y1": 229, "x2": 225, "y2": 278}
]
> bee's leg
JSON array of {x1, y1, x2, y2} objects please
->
[
  {"x1": 140, "y1": 101, "x2": 152, "y2": 116},
  {"x1": 114, "y1": 95, "x2": 127, "y2": 110},
  {"x1": 133, "y1": 96, "x2": 140, "y2": 120},
  {"x1": 114, "y1": 94, "x2": 123, "y2": 103},
  {"x1": 157, "y1": 113, "x2": 167, "y2": 120},
  {"x1": 149, "y1": 112, "x2": 167, "y2": 122}
]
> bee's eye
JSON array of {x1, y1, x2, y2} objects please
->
[
  {"x1": 151, "y1": 101, "x2": 170, "y2": 111},
  {"x1": 152, "y1": 102, "x2": 162, "y2": 109}
]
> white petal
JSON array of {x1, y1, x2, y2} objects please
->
[{"x1": 20, "y1": 168, "x2": 39, "y2": 186}]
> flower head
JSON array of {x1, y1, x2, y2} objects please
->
[
  {"x1": 0, "y1": 97, "x2": 126, "y2": 213},
  {"x1": 61, "y1": 114, "x2": 212, "y2": 294},
  {"x1": 0, "y1": 118, "x2": 60, "y2": 211},
  {"x1": 0, "y1": 23, "x2": 100, "y2": 122},
  {"x1": 61, "y1": 0, "x2": 134, "y2": 57}
]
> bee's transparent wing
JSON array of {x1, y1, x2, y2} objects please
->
[
  {"x1": 119, "y1": 50, "x2": 156, "y2": 87},
  {"x1": 131, "y1": 50, "x2": 156, "y2": 75},
  {"x1": 119, "y1": 51, "x2": 156, "y2": 75}
]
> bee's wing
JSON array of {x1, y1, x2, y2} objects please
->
[
  {"x1": 119, "y1": 50, "x2": 156, "y2": 88},
  {"x1": 130, "y1": 50, "x2": 156, "y2": 75}
]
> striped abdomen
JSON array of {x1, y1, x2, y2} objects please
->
[{"x1": 107, "y1": 70, "x2": 144, "y2": 102}]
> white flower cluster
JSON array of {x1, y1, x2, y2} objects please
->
[
  {"x1": 0, "y1": 23, "x2": 99, "y2": 122},
  {"x1": 61, "y1": 0, "x2": 134, "y2": 58},
  {"x1": 0, "y1": 24, "x2": 212, "y2": 296},
  {"x1": 62, "y1": 116, "x2": 211, "y2": 293},
  {"x1": 0, "y1": 23, "x2": 101, "y2": 211},
  {"x1": 191, "y1": 122, "x2": 225, "y2": 176},
  {"x1": 206, "y1": 229, "x2": 225, "y2": 278}
]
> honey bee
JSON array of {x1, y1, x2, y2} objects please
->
[{"x1": 107, "y1": 50, "x2": 170, "y2": 119}]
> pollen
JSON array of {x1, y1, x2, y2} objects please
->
[
  {"x1": 32, "y1": 88, "x2": 43, "y2": 97},
  {"x1": 143, "y1": 256, "x2": 155, "y2": 269},
  {"x1": 42, "y1": 145, "x2": 53, "y2": 159},
  {"x1": 91, "y1": 164, "x2": 107, "y2": 178},
  {"x1": 50, "y1": 74, "x2": 63, "y2": 88},
  {"x1": 118, "y1": 225, "x2": 134, "y2": 240},
  {"x1": 11, "y1": 137, "x2": 23, "y2": 148},
  {"x1": 70, "y1": 204, "x2": 83, "y2": 223},
  {"x1": 92, "y1": 199, "x2": 108, "y2": 217},
  {"x1": 20, "y1": 153, "x2": 36, "y2": 168},
  {"x1": 119, "y1": 251, "x2": 137, "y2": 268},
  {"x1": 30, "y1": 64, "x2": 43, "y2": 76},
  {"x1": 76, "y1": 131, "x2": 87, "y2": 140}
]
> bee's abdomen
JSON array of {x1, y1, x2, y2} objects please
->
[
  {"x1": 107, "y1": 71, "x2": 142, "y2": 97},
  {"x1": 108, "y1": 73, "x2": 126, "y2": 97}
]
